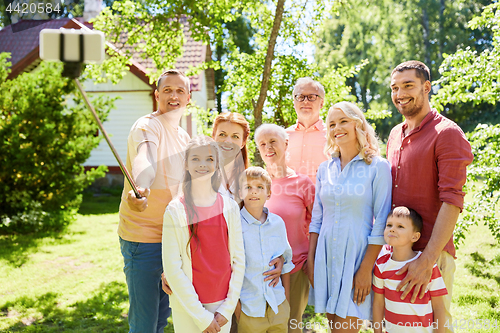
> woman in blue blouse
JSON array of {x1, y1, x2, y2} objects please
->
[{"x1": 307, "y1": 101, "x2": 392, "y2": 332}]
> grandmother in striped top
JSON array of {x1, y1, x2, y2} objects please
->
[{"x1": 372, "y1": 206, "x2": 448, "y2": 333}]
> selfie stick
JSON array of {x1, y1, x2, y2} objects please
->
[
  {"x1": 40, "y1": 29, "x2": 142, "y2": 198},
  {"x1": 73, "y1": 79, "x2": 142, "y2": 199}
]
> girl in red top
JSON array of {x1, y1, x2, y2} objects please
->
[{"x1": 162, "y1": 136, "x2": 245, "y2": 333}]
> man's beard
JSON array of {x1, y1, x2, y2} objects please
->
[{"x1": 396, "y1": 89, "x2": 425, "y2": 119}]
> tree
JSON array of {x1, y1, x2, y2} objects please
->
[
  {"x1": 253, "y1": 0, "x2": 286, "y2": 133},
  {"x1": 90, "y1": 0, "x2": 253, "y2": 84},
  {"x1": 316, "y1": 0, "x2": 492, "y2": 139},
  {"x1": 89, "y1": 0, "x2": 362, "y2": 166},
  {"x1": 432, "y1": 2, "x2": 500, "y2": 245},
  {"x1": 0, "y1": 53, "x2": 115, "y2": 234},
  {"x1": 220, "y1": 0, "x2": 374, "y2": 165},
  {"x1": 213, "y1": 14, "x2": 256, "y2": 114}
]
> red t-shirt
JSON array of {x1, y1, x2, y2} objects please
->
[{"x1": 183, "y1": 193, "x2": 231, "y2": 303}]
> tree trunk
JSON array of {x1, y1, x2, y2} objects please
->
[
  {"x1": 274, "y1": 88, "x2": 287, "y2": 127},
  {"x1": 438, "y1": 0, "x2": 445, "y2": 63},
  {"x1": 421, "y1": 1, "x2": 432, "y2": 80},
  {"x1": 360, "y1": 81, "x2": 369, "y2": 111},
  {"x1": 253, "y1": 0, "x2": 286, "y2": 166},
  {"x1": 215, "y1": 42, "x2": 224, "y2": 113}
]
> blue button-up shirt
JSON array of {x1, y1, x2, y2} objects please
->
[{"x1": 239, "y1": 207, "x2": 295, "y2": 317}]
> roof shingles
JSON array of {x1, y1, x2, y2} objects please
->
[{"x1": 0, "y1": 18, "x2": 207, "y2": 91}]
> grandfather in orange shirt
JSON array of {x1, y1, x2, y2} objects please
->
[{"x1": 286, "y1": 77, "x2": 328, "y2": 184}]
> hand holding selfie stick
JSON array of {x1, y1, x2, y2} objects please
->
[{"x1": 40, "y1": 28, "x2": 142, "y2": 198}]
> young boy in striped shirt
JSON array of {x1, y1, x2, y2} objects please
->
[{"x1": 373, "y1": 206, "x2": 448, "y2": 333}]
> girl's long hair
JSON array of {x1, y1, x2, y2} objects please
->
[
  {"x1": 324, "y1": 101, "x2": 380, "y2": 164},
  {"x1": 182, "y1": 136, "x2": 224, "y2": 250},
  {"x1": 212, "y1": 112, "x2": 250, "y2": 202}
]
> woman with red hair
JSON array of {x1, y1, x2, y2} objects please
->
[{"x1": 212, "y1": 112, "x2": 250, "y2": 205}]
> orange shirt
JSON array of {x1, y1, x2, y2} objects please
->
[
  {"x1": 286, "y1": 119, "x2": 328, "y2": 184},
  {"x1": 118, "y1": 112, "x2": 190, "y2": 243}
]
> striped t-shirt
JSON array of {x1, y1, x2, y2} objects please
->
[{"x1": 372, "y1": 251, "x2": 448, "y2": 333}]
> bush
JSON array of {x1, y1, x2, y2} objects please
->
[
  {"x1": 455, "y1": 124, "x2": 500, "y2": 246},
  {"x1": 0, "y1": 53, "x2": 115, "y2": 233}
]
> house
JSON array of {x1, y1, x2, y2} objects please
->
[{"x1": 0, "y1": 15, "x2": 215, "y2": 187}]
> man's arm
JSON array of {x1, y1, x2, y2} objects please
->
[
  {"x1": 396, "y1": 202, "x2": 460, "y2": 302},
  {"x1": 127, "y1": 141, "x2": 157, "y2": 212},
  {"x1": 133, "y1": 141, "x2": 157, "y2": 188}
]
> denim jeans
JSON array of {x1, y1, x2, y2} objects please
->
[{"x1": 120, "y1": 237, "x2": 170, "y2": 333}]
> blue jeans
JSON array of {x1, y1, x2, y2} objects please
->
[{"x1": 120, "y1": 237, "x2": 170, "y2": 333}]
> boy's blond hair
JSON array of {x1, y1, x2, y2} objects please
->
[{"x1": 239, "y1": 166, "x2": 272, "y2": 195}]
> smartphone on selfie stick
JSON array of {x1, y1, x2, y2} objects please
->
[{"x1": 39, "y1": 27, "x2": 142, "y2": 199}]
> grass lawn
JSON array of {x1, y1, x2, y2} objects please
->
[
  {"x1": 452, "y1": 222, "x2": 500, "y2": 332},
  {"x1": 0, "y1": 193, "x2": 499, "y2": 332},
  {"x1": 0, "y1": 193, "x2": 174, "y2": 333}
]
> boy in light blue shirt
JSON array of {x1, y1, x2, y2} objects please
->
[{"x1": 235, "y1": 167, "x2": 294, "y2": 333}]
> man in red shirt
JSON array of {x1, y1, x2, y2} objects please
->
[{"x1": 386, "y1": 61, "x2": 473, "y2": 332}]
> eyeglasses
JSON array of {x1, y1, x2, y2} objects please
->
[{"x1": 294, "y1": 94, "x2": 322, "y2": 102}]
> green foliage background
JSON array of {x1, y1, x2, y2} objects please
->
[
  {"x1": 0, "y1": 53, "x2": 115, "y2": 234},
  {"x1": 432, "y1": 3, "x2": 500, "y2": 245},
  {"x1": 316, "y1": 0, "x2": 493, "y2": 139}
]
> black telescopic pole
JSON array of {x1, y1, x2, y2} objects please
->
[{"x1": 74, "y1": 78, "x2": 142, "y2": 199}]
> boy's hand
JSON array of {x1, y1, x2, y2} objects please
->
[
  {"x1": 214, "y1": 312, "x2": 228, "y2": 327},
  {"x1": 263, "y1": 256, "x2": 284, "y2": 287},
  {"x1": 161, "y1": 272, "x2": 172, "y2": 295},
  {"x1": 235, "y1": 300, "x2": 242, "y2": 322}
]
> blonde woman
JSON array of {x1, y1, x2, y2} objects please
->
[{"x1": 307, "y1": 102, "x2": 392, "y2": 332}]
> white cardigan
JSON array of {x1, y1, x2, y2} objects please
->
[{"x1": 162, "y1": 195, "x2": 245, "y2": 331}]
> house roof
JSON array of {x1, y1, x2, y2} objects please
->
[{"x1": 0, "y1": 17, "x2": 209, "y2": 91}]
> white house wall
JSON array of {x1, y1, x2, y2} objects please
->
[
  {"x1": 83, "y1": 72, "x2": 153, "y2": 167},
  {"x1": 189, "y1": 71, "x2": 209, "y2": 135}
]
